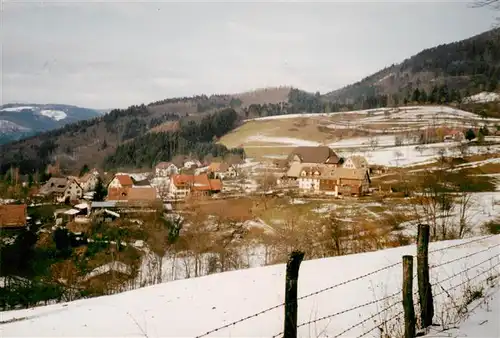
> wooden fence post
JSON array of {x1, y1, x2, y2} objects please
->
[
  {"x1": 417, "y1": 224, "x2": 434, "y2": 328},
  {"x1": 284, "y1": 250, "x2": 305, "y2": 338},
  {"x1": 403, "y1": 255, "x2": 416, "y2": 338}
]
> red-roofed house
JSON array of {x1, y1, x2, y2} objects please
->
[
  {"x1": 169, "y1": 174, "x2": 222, "y2": 199},
  {"x1": 108, "y1": 174, "x2": 134, "y2": 189}
]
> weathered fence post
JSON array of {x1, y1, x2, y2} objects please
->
[
  {"x1": 403, "y1": 255, "x2": 416, "y2": 338},
  {"x1": 284, "y1": 250, "x2": 305, "y2": 338},
  {"x1": 417, "y1": 224, "x2": 434, "y2": 328}
]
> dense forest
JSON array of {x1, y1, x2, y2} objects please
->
[{"x1": 104, "y1": 108, "x2": 244, "y2": 169}]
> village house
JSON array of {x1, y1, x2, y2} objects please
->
[
  {"x1": 77, "y1": 168, "x2": 100, "y2": 192},
  {"x1": 297, "y1": 166, "x2": 324, "y2": 192},
  {"x1": 108, "y1": 174, "x2": 134, "y2": 189},
  {"x1": 208, "y1": 162, "x2": 238, "y2": 180},
  {"x1": 39, "y1": 177, "x2": 83, "y2": 203},
  {"x1": 154, "y1": 162, "x2": 179, "y2": 177},
  {"x1": 319, "y1": 168, "x2": 371, "y2": 197},
  {"x1": 169, "y1": 174, "x2": 222, "y2": 200},
  {"x1": 288, "y1": 146, "x2": 341, "y2": 167},
  {"x1": 343, "y1": 156, "x2": 369, "y2": 170},
  {"x1": 0, "y1": 204, "x2": 28, "y2": 230}
]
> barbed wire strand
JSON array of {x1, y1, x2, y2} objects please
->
[
  {"x1": 195, "y1": 237, "x2": 499, "y2": 337},
  {"x1": 356, "y1": 310, "x2": 405, "y2": 338},
  {"x1": 430, "y1": 254, "x2": 499, "y2": 287},
  {"x1": 430, "y1": 243, "x2": 500, "y2": 270},
  {"x1": 429, "y1": 235, "x2": 497, "y2": 254},
  {"x1": 271, "y1": 290, "x2": 402, "y2": 337},
  {"x1": 434, "y1": 260, "x2": 500, "y2": 298},
  {"x1": 332, "y1": 299, "x2": 402, "y2": 338}
]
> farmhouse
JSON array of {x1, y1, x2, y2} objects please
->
[
  {"x1": 154, "y1": 162, "x2": 179, "y2": 177},
  {"x1": 297, "y1": 166, "x2": 324, "y2": 192},
  {"x1": 0, "y1": 204, "x2": 27, "y2": 230},
  {"x1": 288, "y1": 146, "x2": 341, "y2": 167},
  {"x1": 78, "y1": 168, "x2": 100, "y2": 192},
  {"x1": 320, "y1": 168, "x2": 371, "y2": 197},
  {"x1": 39, "y1": 177, "x2": 83, "y2": 203},
  {"x1": 169, "y1": 174, "x2": 222, "y2": 199},
  {"x1": 108, "y1": 174, "x2": 134, "y2": 189},
  {"x1": 208, "y1": 162, "x2": 237, "y2": 179}
]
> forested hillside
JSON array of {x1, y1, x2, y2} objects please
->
[
  {"x1": 324, "y1": 27, "x2": 500, "y2": 105},
  {"x1": 0, "y1": 87, "x2": 320, "y2": 174},
  {"x1": 105, "y1": 108, "x2": 244, "y2": 169}
]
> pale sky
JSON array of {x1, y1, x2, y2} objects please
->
[{"x1": 1, "y1": 0, "x2": 496, "y2": 109}]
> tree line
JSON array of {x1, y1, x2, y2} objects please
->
[{"x1": 104, "y1": 108, "x2": 244, "y2": 169}]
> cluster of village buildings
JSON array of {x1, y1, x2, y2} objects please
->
[
  {"x1": 0, "y1": 146, "x2": 376, "y2": 231},
  {"x1": 277, "y1": 146, "x2": 372, "y2": 197}
]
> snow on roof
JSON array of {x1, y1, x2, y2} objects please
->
[
  {"x1": 1, "y1": 236, "x2": 498, "y2": 337},
  {"x1": 74, "y1": 203, "x2": 89, "y2": 210},
  {"x1": 91, "y1": 201, "x2": 118, "y2": 208},
  {"x1": 63, "y1": 209, "x2": 80, "y2": 215}
]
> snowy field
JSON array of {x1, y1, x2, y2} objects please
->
[
  {"x1": 2, "y1": 236, "x2": 499, "y2": 337},
  {"x1": 232, "y1": 105, "x2": 500, "y2": 166}
]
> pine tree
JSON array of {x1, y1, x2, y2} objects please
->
[
  {"x1": 94, "y1": 177, "x2": 107, "y2": 201},
  {"x1": 411, "y1": 88, "x2": 420, "y2": 102},
  {"x1": 419, "y1": 89, "x2": 428, "y2": 103}
]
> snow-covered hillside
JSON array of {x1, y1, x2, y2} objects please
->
[
  {"x1": 2, "y1": 235, "x2": 499, "y2": 337},
  {"x1": 39, "y1": 110, "x2": 67, "y2": 121},
  {"x1": 0, "y1": 104, "x2": 101, "y2": 144}
]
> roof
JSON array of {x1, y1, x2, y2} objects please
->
[
  {"x1": 63, "y1": 209, "x2": 81, "y2": 215},
  {"x1": 127, "y1": 187, "x2": 158, "y2": 201},
  {"x1": 299, "y1": 165, "x2": 327, "y2": 176},
  {"x1": 0, "y1": 204, "x2": 27, "y2": 228},
  {"x1": 39, "y1": 177, "x2": 72, "y2": 194},
  {"x1": 172, "y1": 174, "x2": 194, "y2": 188},
  {"x1": 323, "y1": 168, "x2": 370, "y2": 181},
  {"x1": 209, "y1": 162, "x2": 230, "y2": 172},
  {"x1": 192, "y1": 174, "x2": 212, "y2": 191},
  {"x1": 155, "y1": 162, "x2": 174, "y2": 170},
  {"x1": 114, "y1": 175, "x2": 134, "y2": 187},
  {"x1": 79, "y1": 171, "x2": 98, "y2": 183},
  {"x1": 288, "y1": 146, "x2": 340, "y2": 164},
  {"x1": 91, "y1": 201, "x2": 118, "y2": 208},
  {"x1": 171, "y1": 174, "x2": 220, "y2": 192},
  {"x1": 347, "y1": 156, "x2": 369, "y2": 169},
  {"x1": 74, "y1": 203, "x2": 89, "y2": 210},
  {"x1": 287, "y1": 162, "x2": 304, "y2": 178}
]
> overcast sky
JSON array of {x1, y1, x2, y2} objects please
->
[{"x1": 1, "y1": 0, "x2": 497, "y2": 109}]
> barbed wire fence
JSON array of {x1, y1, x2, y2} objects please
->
[{"x1": 194, "y1": 233, "x2": 500, "y2": 338}]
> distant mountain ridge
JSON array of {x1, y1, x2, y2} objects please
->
[{"x1": 0, "y1": 103, "x2": 103, "y2": 144}]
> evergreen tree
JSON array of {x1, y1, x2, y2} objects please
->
[
  {"x1": 94, "y1": 177, "x2": 107, "y2": 201},
  {"x1": 419, "y1": 89, "x2": 428, "y2": 103},
  {"x1": 465, "y1": 128, "x2": 476, "y2": 141},
  {"x1": 79, "y1": 164, "x2": 90, "y2": 177},
  {"x1": 28, "y1": 173, "x2": 34, "y2": 187},
  {"x1": 411, "y1": 88, "x2": 420, "y2": 102}
]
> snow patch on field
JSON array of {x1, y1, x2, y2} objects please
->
[
  {"x1": 39, "y1": 110, "x2": 67, "y2": 121},
  {"x1": 246, "y1": 135, "x2": 321, "y2": 147},
  {"x1": 1, "y1": 236, "x2": 499, "y2": 337},
  {"x1": 464, "y1": 91, "x2": 500, "y2": 103}
]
